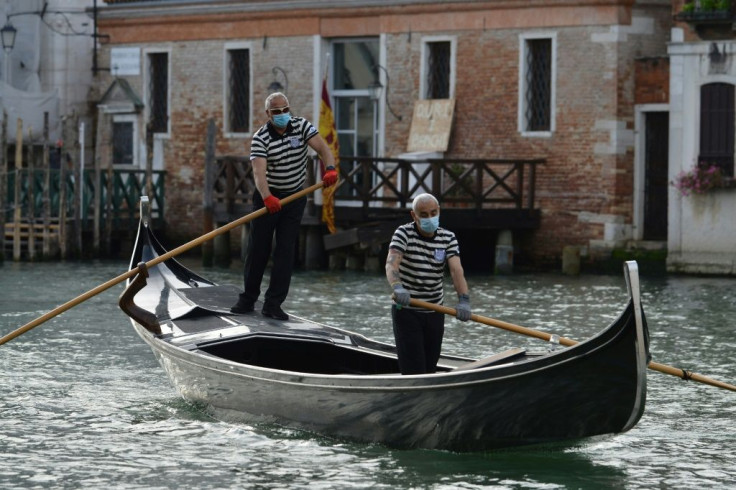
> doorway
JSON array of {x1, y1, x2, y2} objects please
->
[{"x1": 642, "y1": 111, "x2": 669, "y2": 241}]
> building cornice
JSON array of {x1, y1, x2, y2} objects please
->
[{"x1": 96, "y1": 0, "x2": 636, "y2": 20}]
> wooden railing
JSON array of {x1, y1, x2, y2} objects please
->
[
  {"x1": 334, "y1": 156, "x2": 542, "y2": 211},
  {"x1": 206, "y1": 155, "x2": 543, "y2": 223}
]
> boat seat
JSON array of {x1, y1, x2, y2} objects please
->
[{"x1": 453, "y1": 347, "x2": 526, "y2": 371}]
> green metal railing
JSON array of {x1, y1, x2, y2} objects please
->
[{"x1": 3, "y1": 168, "x2": 165, "y2": 231}]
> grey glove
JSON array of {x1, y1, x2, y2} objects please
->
[
  {"x1": 392, "y1": 283, "x2": 411, "y2": 306},
  {"x1": 456, "y1": 293, "x2": 471, "y2": 322}
]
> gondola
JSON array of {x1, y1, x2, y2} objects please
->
[{"x1": 120, "y1": 197, "x2": 650, "y2": 452}]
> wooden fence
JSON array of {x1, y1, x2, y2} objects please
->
[{"x1": 1, "y1": 115, "x2": 165, "y2": 260}]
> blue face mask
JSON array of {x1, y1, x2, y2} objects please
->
[
  {"x1": 272, "y1": 113, "x2": 291, "y2": 128},
  {"x1": 419, "y1": 215, "x2": 440, "y2": 233}
]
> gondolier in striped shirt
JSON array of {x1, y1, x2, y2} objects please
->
[
  {"x1": 231, "y1": 92, "x2": 337, "y2": 320},
  {"x1": 386, "y1": 193, "x2": 472, "y2": 374}
]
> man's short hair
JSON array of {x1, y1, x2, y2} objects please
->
[
  {"x1": 265, "y1": 92, "x2": 289, "y2": 110},
  {"x1": 412, "y1": 193, "x2": 439, "y2": 212}
]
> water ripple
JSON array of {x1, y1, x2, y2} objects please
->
[{"x1": 2, "y1": 260, "x2": 735, "y2": 488}]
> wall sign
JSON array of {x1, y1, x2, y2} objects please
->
[
  {"x1": 111, "y1": 47, "x2": 141, "y2": 76},
  {"x1": 406, "y1": 99, "x2": 455, "y2": 153}
]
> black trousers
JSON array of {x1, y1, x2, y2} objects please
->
[
  {"x1": 391, "y1": 306, "x2": 445, "y2": 375},
  {"x1": 241, "y1": 190, "x2": 306, "y2": 308}
]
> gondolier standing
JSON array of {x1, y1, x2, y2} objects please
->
[
  {"x1": 386, "y1": 193, "x2": 472, "y2": 374},
  {"x1": 231, "y1": 92, "x2": 337, "y2": 320}
]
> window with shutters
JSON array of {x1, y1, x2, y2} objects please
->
[
  {"x1": 146, "y1": 51, "x2": 170, "y2": 135},
  {"x1": 699, "y1": 82, "x2": 735, "y2": 177},
  {"x1": 422, "y1": 38, "x2": 455, "y2": 99},
  {"x1": 226, "y1": 46, "x2": 251, "y2": 135},
  {"x1": 519, "y1": 34, "x2": 556, "y2": 135}
]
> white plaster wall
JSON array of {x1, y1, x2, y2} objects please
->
[
  {"x1": 38, "y1": 0, "x2": 95, "y2": 117},
  {"x1": 667, "y1": 32, "x2": 736, "y2": 274}
]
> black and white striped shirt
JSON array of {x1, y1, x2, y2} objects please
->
[
  {"x1": 389, "y1": 222, "x2": 460, "y2": 308},
  {"x1": 250, "y1": 116, "x2": 319, "y2": 193}
]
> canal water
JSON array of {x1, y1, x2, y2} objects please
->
[{"x1": 1, "y1": 258, "x2": 735, "y2": 489}]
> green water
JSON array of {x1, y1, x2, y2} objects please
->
[{"x1": 1, "y1": 259, "x2": 735, "y2": 489}]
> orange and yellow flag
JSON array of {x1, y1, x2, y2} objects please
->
[{"x1": 319, "y1": 77, "x2": 340, "y2": 234}]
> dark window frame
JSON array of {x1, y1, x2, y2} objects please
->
[
  {"x1": 227, "y1": 47, "x2": 251, "y2": 134},
  {"x1": 699, "y1": 82, "x2": 735, "y2": 177},
  {"x1": 147, "y1": 51, "x2": 169, "y2": 134},
  {"x1": 425, "y1": 40, "x2": 451, "y2": 99},
  {"x1": 523, "y1": 38, "x2": 552, "y2": 133},
  {"x1": 112, "y1": 120, "x2": 135, "y2": 165}
]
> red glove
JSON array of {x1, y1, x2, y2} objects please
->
[
  {"x1": 323, "y1": 168, "x2": 338, "y2": 187},
  {"x1": 263, "y1": 195, "x2": 281, "y2": 214}
]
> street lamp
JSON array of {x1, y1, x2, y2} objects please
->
[
  {"x1": 1, "y1": 22, "x2": 16, "y2": 85},
  {"x1": 267, "y1": 66, "x2": 288, "y2": 94},
  {"x1": 1, "y1": 22, "x2": 16, "y2": 52},
  {"x1": 369, "y1": 64, "x2": 402, "y2": 121}
]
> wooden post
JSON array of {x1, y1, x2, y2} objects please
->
[
  {"x1": 73, "y1": 117, "x2": 82, "y2": 257},
  {"x1": 27, "y1": 127, "x2": 36, "y2": 261},
  {"x1": 104, "y1": 113, "x2": 113, "y2": 256},
  {"x1": 93, "y1": 111, "x2": 102, "y2": 256},
  {"x1": 43, "y1": 113, "x2": 51, "y2": 258},
  {"x1": 13, "y1": 119, "x2": 22, "y2": 261},
  {"x1": 58, "y1": 118, "x2": 67, "y2": 258},
  {"x1": 202, "y1": 118, "x2": 215, "y2": 267},
  {"x1": 0, "y1": 110, "x2": 7, "y2": 262},
  {"x1": 145, "y1": 122, "x2": 153, "y2": 203}
]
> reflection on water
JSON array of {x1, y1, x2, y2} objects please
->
[{"x1": 1, "y1": 259, "x2": 735, "y2": 489}]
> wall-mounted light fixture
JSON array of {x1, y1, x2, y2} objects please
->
[
  {"x1": 268, "y1": 66, "x2": 289, "y2": 94},
  {"x1": 368, "y1": 64, "x2": 402, "y2": 121},
  {"x1": 1, "y1": 22, "x2": 17, "y2": 53},
  {"x1": 1, "y1": 22, "x2": 16, "y2": 84}
]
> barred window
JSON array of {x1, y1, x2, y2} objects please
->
[
  {"x1": 520, "y1": 37, "x2": 554, "y2": 133},
  {"x1": 148, "y1": 52, "x2": 169, "y2": 134},
  {"x1": 700, "y1": 82, "x2": 734, "y2": 177},
  {"x1": 228, "y1": 48, "x2": 250, "y2": 133},
  {"x1": 426, "y1": 41, "x2": 451, "y2": 99}
]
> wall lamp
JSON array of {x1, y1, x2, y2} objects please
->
[
  {"x1": 368, "y1": 64, "x2": 402, "y2": 121},
  {"x1": 268, "y1": 66, "x2": 288, "y2": 94},
  {"x1": 1, "y1": 22, "x2": 17, "y2": 53}
]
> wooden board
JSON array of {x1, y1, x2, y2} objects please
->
[{"x1": 406, "y1": 99, "x2": 455, "y2": 153}]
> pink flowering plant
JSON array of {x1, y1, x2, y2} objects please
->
[{"x1": 672, "y1": 163, "x2": 724, "y2": 196}]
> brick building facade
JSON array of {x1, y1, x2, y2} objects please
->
[{"x1": 95, "y1": 0, "x2": 674, "y2": 270}]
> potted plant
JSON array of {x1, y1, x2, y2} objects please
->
[
  {"x1": 675, "y1": 0, "x2": 734, "y2": 39},
  {"x1": 671, "y1": 162, "x2": 726, "y2": 196}
]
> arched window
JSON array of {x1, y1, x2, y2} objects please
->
[{"x1": 700, "y1": 82, "x2": 734, "y2": 177}]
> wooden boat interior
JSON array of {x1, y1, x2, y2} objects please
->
[{"x1": 127, "y1": 253, "x2": 539, "y2": 376}]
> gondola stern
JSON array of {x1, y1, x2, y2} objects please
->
[
  {"x1": 621, "y1": 260, "x2": 649, "y2": 432},
  {"x1": 128, "y1": 196, "x2": 152, "y2": 275}
]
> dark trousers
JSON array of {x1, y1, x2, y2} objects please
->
[
  {"x1": 241, "y1": 190, "x2": 306, "y2": 308},
  {"x1": 391, "y1": 306, "x2": 445, "y2": 375}
]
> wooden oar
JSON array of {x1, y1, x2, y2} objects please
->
[
  {"x1": 407, "y1": 297, "x2": 736, "y2": 393},
  {"x1": 0, "y1": 182, "x2": 324, "y2": 346}
]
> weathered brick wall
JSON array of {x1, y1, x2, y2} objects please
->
[
  {"x1": 94, "y1": 1, "x2": 673, "y2": 268},
  {"x1": 382, "y1": 10, "x2": 670, "y2": 266},
  {"x1": 635, "y1": 57, "x2": 670, "y2": 104},
  {"x1": 97, "y1": 37, "x2": 318, "y2": 245}
]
